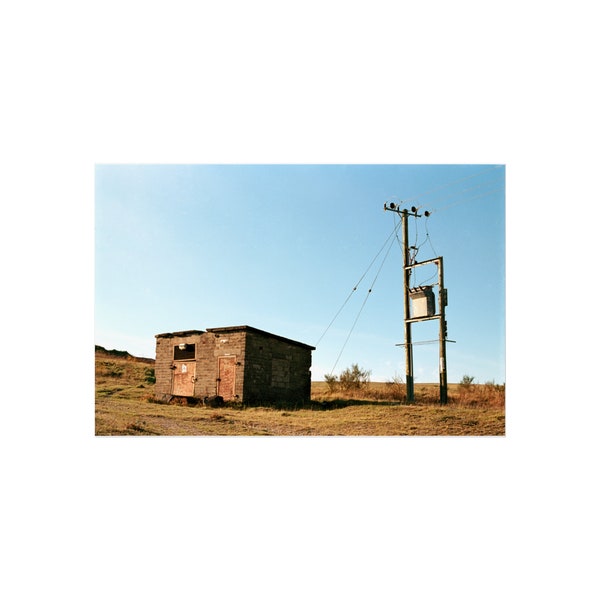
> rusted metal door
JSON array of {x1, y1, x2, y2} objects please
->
[
  {"x1": 172, "y1": 362, "x2": 196, "y2": 397},
  {"x1": 217, "y1": 356, "x2": 236, "y2": 400}
]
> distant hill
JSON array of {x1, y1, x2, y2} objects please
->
[{"x1": 95, "y1": 345, "x2": 155, "y2": 364}]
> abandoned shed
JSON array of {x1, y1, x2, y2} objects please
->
[{"x1": 155, "y1": 326, "x2": 315, "y2": 405}]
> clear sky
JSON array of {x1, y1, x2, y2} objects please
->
[{"x1": 95, "y1": 164, "x2": 505, "y2": 384}]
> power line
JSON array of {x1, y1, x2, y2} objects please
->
[
  {"x1": 430, "y1": 186, "x2": 504, "y2": 214},
  {"x1": 314, "y1": 219, "x2": 401, "y2": 347},
  {"x1": 426, "y1": 178, "x2": 503, "y2": 212},
  {"x1": 412, "y1": 218, "x2": 439, "y2": 287},
  {"x1": 328, "y1": 231, "x2": 397, "y2": 375},
  {"x1": 404, "y1": 164, "x2": 503, "y2": 206},
  {"x1": 425, "y1": 217, "x2": 438, "y2": 256}
]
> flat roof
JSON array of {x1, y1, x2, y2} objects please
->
[
  {"x1": 156, "y1": 325, "x2": 315, "y2": 350},
  {"x1": 155, "y1": 329, "x2": 205, "y2": 338},
  {"x1": 207, "y1": 325, "x2": 316, "y2": 350}
]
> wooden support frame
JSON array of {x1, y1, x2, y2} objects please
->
[
  {"x1": 403, "y1": 256, "x2": 448, "y2": 404},
  {"x1": 383, "y1": 203, "x2": 449, "y2": 405}
]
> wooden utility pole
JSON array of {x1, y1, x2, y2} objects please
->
[
  {"x1": 437, "y1": 256, "x2": 448, "y2": 405},
  {"x1": 384, "y1": 202, "x2": 450, "y2": 405},
  {"x1": 401, "y1": 209, "x2": 415, "y2": 403}
]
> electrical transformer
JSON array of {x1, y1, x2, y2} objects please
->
[{"x1": 409, "y1": 285, "x2": 436, "y2": 318}]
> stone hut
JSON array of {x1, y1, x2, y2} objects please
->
[{"x1": 155, "y1": 325, "x2": 315, "y2": 405}]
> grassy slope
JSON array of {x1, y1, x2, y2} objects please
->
[{"x1": 95, "y1": 350, "x2": 505, "y2": 436}]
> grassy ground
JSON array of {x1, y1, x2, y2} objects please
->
[{"x1": 95, "y1": 350, "x2": 505, "y2": 436}]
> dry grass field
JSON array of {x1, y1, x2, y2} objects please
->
[{"x1": 95, "y1": 347, "x2": 505, "y2": 436}]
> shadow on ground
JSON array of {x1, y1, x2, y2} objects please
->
[{"x1": 247, "y1": 398, "x2": 406, "y2": 411}]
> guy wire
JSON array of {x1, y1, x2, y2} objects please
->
[
  {"x1": 314, "y1": 220, "x2": 401, "y2": 347},
  {"x1": 328, "y1": 230, "x2": 396, "y2": 375}
]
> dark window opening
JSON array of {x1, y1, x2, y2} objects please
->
[{"x1": 174, "y1": 343, "x2": 196, "y2": 360}]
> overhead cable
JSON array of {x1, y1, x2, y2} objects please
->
[
  {"x1": 327, "y1": 231, "x2": 396, "y2": 376},
  {"x1": 429, "y1": 186, "x2": 504, "y2": 214},
  {"x1": 314, "y1": 220, "x2": 401, "y2": 347},
  {"x1": 404, "y1": 164, "x2": 503, "y2": 206},
  {"x1": 426, "y1": 179, "x2": 503, "y2": 212}
]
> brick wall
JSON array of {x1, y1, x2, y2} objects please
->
[
  {"x1": 210, "y1": 330, "x2": 246, "y2": 400},
  {"x1": 155, "y1": 327, "x2": 312, "y2": 405},
  {"x1": 155, "y1": 329, "x2": 246, "y2": 401},
  {"x1": 243, "y1": 329, "x2": 312, "y2": 405},
  {"x1": 155, "y1": 331, "x2": 206, "y2": 400}
]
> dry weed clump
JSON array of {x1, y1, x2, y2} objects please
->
[
  {"x1": 362, "y1": 382, "x2": 407, "y2": 403},
  {"x1": 311, "y1": 380, "x2": 504, "y2": 408},
  {"x1": 453, "y1": 382, "x2": 505, "y2": 407},
  {"x1": 312, "y1": 381, "x2": 407, "y2": 404}
]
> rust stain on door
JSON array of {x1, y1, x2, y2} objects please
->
[
  {"x1": 172, "y1": 362, "x2": 196, "y2": 397},
  {"x1": 217, "y1": 356, "x2": 236, "y2": 400}
]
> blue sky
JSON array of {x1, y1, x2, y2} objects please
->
[{"x1": 95, "y1": 164, "x2": 505, "y2": 384}]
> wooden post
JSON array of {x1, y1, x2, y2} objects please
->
[
  {"x1": 402, "y1": 210, "x2": 415, "y2": 403},
  {"x1": 437, "y1": 257, "x2": 448, "y2": 405}
]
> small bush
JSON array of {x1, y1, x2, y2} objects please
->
[
  {"x1": 460, "y1": 374, "x2": 475, "y2": 389},
  {"x1": 204, "y1": 395, "x2": 225, "y2": 408},
  {"x1": 144, "y1": 367, "x2": 156, "y2": 384},
  {"x1": 97, "y1": 361, "x2": 124, "y2": 378},
  {"x1": 384, "y1": 374, "x2": 406, "y2": 402},
  {"x1": 324, "y1": 373, "x2": 339, "y2": 393},
  {"x1": 324, "y1": 364, "x2": 371, "y2": 393},
  {"x1": 339, "y1": 364, "x2": 371, "y2": 391}
]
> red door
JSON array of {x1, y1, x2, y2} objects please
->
[
  {"x1": 172, "y1": 361, "x2": 196, "y2": 396},
  {"x1": 217, "y1": 356, "x2": 236, "y2": 400}
]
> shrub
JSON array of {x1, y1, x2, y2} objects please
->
[
  {"x1": 460, "y1": 374, "x2": 475, "y2": 388},
  {"x1": 144, "y1": 367, "x2": 156, "y2": 384},
  {"x1": 324, "y1": 373, "x2": 339, "y2": 393},
  {"x1": 97, "y1": 361, "x2": 124, "y2": 378},
  {"x1": 384, "y1": 373, "x2": 406, "y2": 402},
  {"x1": 323, "y1": 364, "x2": 371, "y2": 393},
  {"x1": 204, "y1": 395, "x2": 225, "y2": 408},
  {"x1": 338, "y1": 364, "x2": 371, "y2": 391}
]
